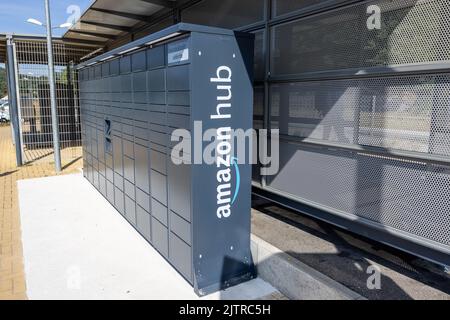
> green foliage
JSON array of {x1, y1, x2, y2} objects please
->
[{"x1": 0, "y1": 67, "x2": 7, "y2": 97}]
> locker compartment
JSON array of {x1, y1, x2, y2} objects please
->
[
  {"x1": 167, "y1": 91, "x2": 190, "y2": 106},
  {"x1": 98, "y1": 161, "x2": 106, "y2": 178},
  {"x1": 99, "y1": 175, "x2": 107, "y2": 197},
  {"x1": 134, "y1": 126, "x2": 148, "y2": 141},
  {"x1": 147, "y1": 69, "x2": 166, "y2": 91},
  {"x1": 134, "y1": 144, "x2": 150, "y2": 193},
  {"x1": 125, "y1": 195, "x2": 136, "y2": 226},
  {"x1": 148, "y1": 111, "x2": 166, "y2": 126},
  {"x1": 86, "y1": 164, "x2": 93, "y2": 183},
  {"x1": 110, "y1": 58, "x2": 119, "y2": 76},
  {"x1": 168, "y1": 161, "x2": 191, "y2": 222},
  {"x1": 146, "y1": 45, "x2": 165, "y2": 69},
  {"x1": 167, "y1": 105, "x2": 190, "y2": 115},
  {"x1": 136, "y1": 188, "x2": 150, "y2": 212},
  {"x1": 112, "y1": 137, "x2": 123, "y2": 174},
  {"x1": 124, "y1": 179, "x2": 135, "y2": 200},
  {"x1": 120, "y1": 56, "x2": 131, "y2": 74},
  {"x1": 133, "y1": 92, "x2": 147, "y2": 105},
  {"x1": 150, "y1": 170, "x2": 167, "y2": 205},
  {"x1": 121, "y1": 122, "x2": 134, "y2": 137},
  {"x1": 114, "y1": 187, "x2": 125, "y2": 215},
  {"x1": 148, "y1": 91, "x2": 166, "y2": 105},
  {"x1": 123, "y1": 139, "x2": 134, "y2": 158},
  {"x1": 105, "y1": 165, "x2": 114, "y2": 183},
  {"x1": 101, "y1": 62, "x2": 109, "y2": 78},
  {"x1": 93, "y1": 170, "x2": 99, "y2": 190},
  {"x1": 110, "y1": 75, "x2": 120, "y2": 90},
  {"x1": 167, "y1": 113, "x2": 190, "y2": 130},
  {"x1": 133, "y1": 116, "x2": 148, "y2": 131},
  {"x1": 169, "y1": 210, "x2": 191, "y2": 245},
  {"x1": 113, "y1": 172, "x2": 123, "y2": 191},
  {"x1": 150, "y1": 149, "x2": 166, "y2": 174},
  {"x1": 136, "y1": 205, "x2": 151, "y2": 241},
  {"x1": 97, "y1": 132, "x2": 105, "y2": 163},
  {"x1": 92, "y1": 158, "x2": 99, "y2": 171},
  {"x1": 105, "y1": 153, "x2": 113, "y2": 169},
  {"x1": 123, "y1": 156, "x2": 135, "y2": 183},
  {"x1": 120, "y1": 91, "x2": 132, "y2": 103},
  {"x1": 169, "y1": 232, "x2": 192, "y2": 282},
  {"x1": 151, "y1": 198, "x2": 168, "y2": 226},
  {"x1": 167, "y1": 64, "x2": 189, "y2": 91},
  {"x1": 132, "y1": 71, "x2": 147, "y2": 91},
  {"x1": 132, "y1": 51, "x2": 146, "y2": 72},
  {"x1": 152, "y1": 217, "x2": 168, "y2": 257},
  {"x1": 149, "y1": 130, "x2": 167, "y2": 147},
  {"x1": 148, "y1": 104, "x2": 165, "y2": 113},
  {"x1": 150, "y1": 143, "x2": 166, "y2": 155},
  {"x1": 106, "y1": 180, "x2": 115, "y2": 204}
]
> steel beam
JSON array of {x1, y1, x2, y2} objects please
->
[
  {"x1": 45, "y1": 0, "x2": 62, "y2": 172},
  {"x1": 140, "y1": 0, "x2": 176, "y2": 8},
  {"x1": 61, "y1": 38, "x2": 105, "y2": 47},
  {"x1": 90, "y1": 7, "x2": 150, "y2": 22},
  {"x1": 81, "y1": 20, "x2": 132, "y2": 32},
  {"x1": 68, "y1": 29, "x2": 117, "y2": 40}
]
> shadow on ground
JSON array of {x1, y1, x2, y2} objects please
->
[
  {"x1": 0, "y1": 169, "x2": 18, "y2": 177},
  {"x1": 251, "y1": 196, "x2": 450, "y2": 300}
]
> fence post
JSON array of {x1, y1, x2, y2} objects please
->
[{"x1": 6, "y1": 35, "x2": 23, "y2": 166}]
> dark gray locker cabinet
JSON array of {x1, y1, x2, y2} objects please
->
[{"x1": 78, "y1": 23, "x2": 255, "y2": 295}]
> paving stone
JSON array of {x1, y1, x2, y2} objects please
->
[{"x1": 0, "y1": 125, "x2": 83, "y2": 299}]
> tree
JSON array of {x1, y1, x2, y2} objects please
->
[{"x1": 0, "y1": 66, "x2": 7, "y2": 97}]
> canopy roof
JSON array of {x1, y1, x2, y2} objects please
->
[{"x1": 62, "y1": 0, "x2": 178, "y2": 46}]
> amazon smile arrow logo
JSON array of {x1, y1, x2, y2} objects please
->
[{"x1": 231, "y1": 156, "x2": 240, "y2": 205}]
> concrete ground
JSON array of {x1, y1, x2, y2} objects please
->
[
  {"x1": 0, "y1": 125, "x2": 82, "y2": 299},
  {"x1": 251, "y1": 198, "x2": 450, "y2": 300},
  {"x1": 17, "y1": 173, "x2": 277, "y2": 300}
]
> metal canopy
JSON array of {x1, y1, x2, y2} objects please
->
[
  {"x1": 63, "y1": 0, "x2": 178, "y2": 44},
  {"x1": 77, "y1": 22, "x2": 251, "y2": 69}
]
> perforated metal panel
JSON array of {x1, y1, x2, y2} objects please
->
[
  {"x1": 270, "y1": 74, "x2": 450, "y2": 156},
  {"x1": 257, "y1": 0, "x2": 450, "y2": 264},
  {"x1": 271, "y1": 0, "x2": 332, "y2": 17},
  {"x1": 181, "y1": 0, "x2": 265, "y2": 29},
  {"x1": 271, "y1": 0, "x2": 450, "y2": 75},
  {"x1": 267, "y1": 142, "x2": 450, "y2": 248}
]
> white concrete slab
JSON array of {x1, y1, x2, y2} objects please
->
[{"x1": 17, "y1": 173, "x2": 276, "y2": 300}]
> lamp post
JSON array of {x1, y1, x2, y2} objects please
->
[{"x1": 26, "y1": 1, "x2": 71, "y2": 172}]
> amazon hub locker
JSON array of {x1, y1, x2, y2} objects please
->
[{"x1": 78, "y1": 24, "x2": 255, "y2": 295}]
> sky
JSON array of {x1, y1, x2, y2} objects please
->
[{"x1": 0, "y1": 0, "x2": 93, "y2": 37}]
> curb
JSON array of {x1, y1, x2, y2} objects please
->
[{"x1": 250, "y1": 234, "x2": 366, "y2": 300}]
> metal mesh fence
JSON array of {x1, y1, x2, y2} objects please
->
[{"x1": 14, "y1": 40, "x2": 92, "y2": 164}]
